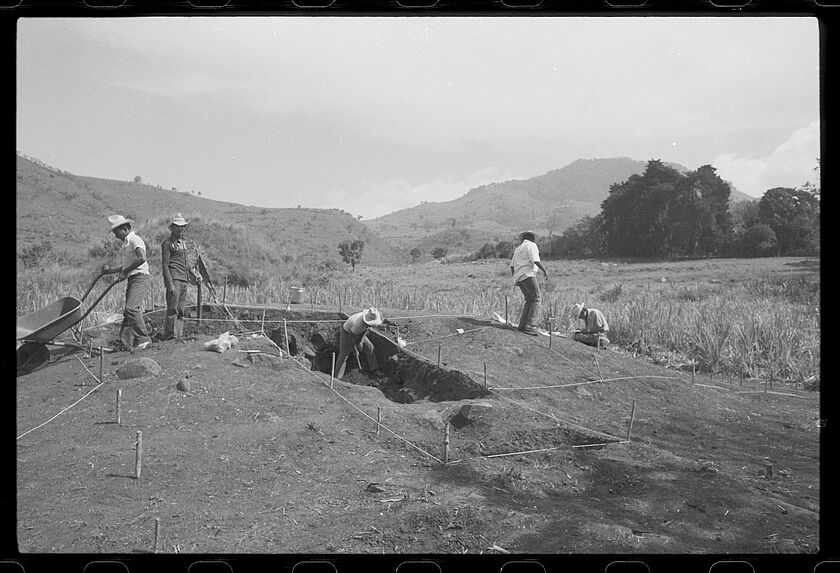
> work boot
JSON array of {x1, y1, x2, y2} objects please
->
[{"x1": 520, "y1": 326, "x2": 540, "y2": 336}]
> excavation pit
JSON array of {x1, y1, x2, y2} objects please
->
[{"x1": 195, "y1": 304, "x2": 491, "y2": 404}]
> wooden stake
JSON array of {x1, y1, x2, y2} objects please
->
[
  {"x1": 284, "y1": 319, "x2": 290, "y2": 356},
  {"x1": 376, "y1": 406, "x2": 382, "y2": 436},
  {"x1": 437, "y1": 345, "x2": 442, "y2": 367},
  {"x1": 505, "y1": 296, "x2": 509, "y2": 326},
  {"x1": 88, "y1": 340, "x2": 92, "y2": 358},
  {"x1": 153, "y1": 518, "x2": 160, "y2": 553},
  {"x1": 691, "y1": 362, "x2": 695, "y2": 385},
  {"x1": 483, "y1": 362, "x2": 487, "y2": 388},
  {"x1": 330, "y1": 353, "x2": 336, "y2": 388},
  {"x1": 99, "y1": 347, "x2": 104, "y2": 383},
  {"x1": 260, "y1": 309, "x2": 266, "y2": 335},
  {"x1": 116, "y1": 389, "x2": 122, "y2": 425},
  {"x1": 197, "y1": 283, "x2": 203, "y2": 322},
  {"x1": 443, "y1": 423, "x2": 450, "y2": 464},
  {"x1": 134, "y1": 430, "x2": 143, "y2": 480},
  {"x1": 548, "y1": 318, "x2": 553, "y2": 349},
  {"x1": 222, "y1": 276, "x2": 227, "y2": 305},
  {"x1": 626, "y1": 400, "x2": 636, "y2": 441}
]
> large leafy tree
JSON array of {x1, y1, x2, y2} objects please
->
[
  {"x1": 551, "y1": 215, "x2": 606, "y2": 258},
  {"x1": 601, "y1": 160, "x2": 733, "y2": 257},
  {"x1": 758, "y1": 187, "x2": 820, "y2": 255}
]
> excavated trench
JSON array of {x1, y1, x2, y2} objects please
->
[{"x1": 199, "y1": 305, "x2": 490, "y2": 404}]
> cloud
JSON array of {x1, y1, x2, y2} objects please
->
[{"x1": 713, "y1": 121, "x2": 820, "y2": 197}]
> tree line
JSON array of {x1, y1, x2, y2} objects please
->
[{"x1": 473, "y1": 159, "x2": 819, "y2": 261}]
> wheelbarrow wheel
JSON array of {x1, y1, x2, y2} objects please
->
[{"x1": 17, "y1": 342, "x2": 50, "y2": 377}]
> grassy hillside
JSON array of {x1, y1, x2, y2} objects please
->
[{"x1": 16, "y1": 155, "x2": 404, "y2": 283}]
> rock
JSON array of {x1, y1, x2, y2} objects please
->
[
  {"x1": 303, "y1": 345, "x2": 317, "y2": 359},
  {"x1": 450, "y1": 402, "x2": 493, "y2": 428},
  {"x1": 176, "y1": 378, "x2": 191, "y2": 392},
  {"x1": 247, "y1": 353, "x2": 285, "y2": 371},
  {"x1": 116, "y1": 357, "x2": 161, "y2": 380},
  {"x1": 506, "y1": 346, "x2": 525, "y2": 356}
]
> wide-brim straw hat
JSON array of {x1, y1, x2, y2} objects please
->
[
  {"x1": 108, "y1": 214, "x2": 133, "y2": 231},
  {"x1": 170, "y1": 213, "x2": 189, "y2": 226},
  {"x1": 519, "y1": 230, "x2": 536, "y2": 241},
  {"x1": 362, "y1": 307, "x2": 384, "y2": 326},
  {"x1": 571, "y1": 303, "x2": 584, "y2": 320}
]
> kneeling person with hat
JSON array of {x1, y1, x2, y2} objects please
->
[
  {"x1": 570, "y1": 303, "x2": 610, "y2": 348},
  {"x1": 334, "y1": 307, "x2": 384, "y2": 380}
]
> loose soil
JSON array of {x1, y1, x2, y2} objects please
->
[{"x1": 15, "y1": 302, "x2": 820, "y2": 556}]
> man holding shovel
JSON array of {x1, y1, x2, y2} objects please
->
[
  {"x1": 160, "y1": 213, "x2": 201, "y2": 340},
  {"x1": 333, "y1": 307, "x2": 384, "y2": 380},
  {"x1": 101, "y1": 215, "x2": 152, "y2": 351}
]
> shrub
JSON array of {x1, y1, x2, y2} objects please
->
[
  {"x1": 598, "y1": 282, "x2": 623, "y2": 303},
  {"x1": 19, "y1": 241, "x2": 54, "y2": 269}
]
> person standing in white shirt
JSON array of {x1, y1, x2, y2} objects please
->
[
  {"x1": 509, "y1": 231, "x2": 548, "y2": 336},
  {"x1": 102, "y1": 215, "x2": 152, "y2": 350}
]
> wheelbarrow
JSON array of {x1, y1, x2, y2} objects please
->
[{"x1": 16, "y1": 269, "x2": 122, "y2": 376}]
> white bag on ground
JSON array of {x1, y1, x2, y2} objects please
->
[{"x1": 203, "y1": 331, "x2": 238, "y2": 353}]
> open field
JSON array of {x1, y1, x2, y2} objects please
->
[
  {"x1": 17, "y1": 256, "x2": 821, "y2": 385},
  {"x1": 14, "y1": 256, "x2": 821, "y2": 561}
]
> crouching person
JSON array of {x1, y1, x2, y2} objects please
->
[
  {"x1": 334, "y1": 307, "x2": 384, "y2": 380},
  {"x1": 570, "y1": 303, "x2": 610, "y2": 348}
]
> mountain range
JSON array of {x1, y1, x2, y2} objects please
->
[{"x1": 16, "y1": 154, "x2": 755, "y2": 268}]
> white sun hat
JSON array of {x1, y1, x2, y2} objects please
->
[
  {"x1": 362, "y1": 307, "x2": 384, "y2": 326},
  {"x1": 170, "y1": 213, "x2": 189, "y2": 226},
  {"x1": 571, "y1": 303, "x2": 584, "y2": 320},
  {"x1": 108, "y1": 214, "x2": 133, "y2": 231}
]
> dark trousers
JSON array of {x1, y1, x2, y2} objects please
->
[
  {"x1": 516, "y1": 276, "x2": 541, "y2": 330},
  {"x1": 334, "y1": 328, "x2": 379, "y2": 379},
  {"x1": 164, "y1": 280, "x2": 189, "y2": 339},
  {"x1": 120, "y1": 273, "x2": 151, "y2": 348}
]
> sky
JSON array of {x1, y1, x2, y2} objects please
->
[{"x1": 16, "y1": 17, "x2": 820, "y2": 220}]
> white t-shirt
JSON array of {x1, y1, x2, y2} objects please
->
[
  {"x1": 510, "y1": 240, "x2": 541, "y2": 284},
  {"x1": 123, "y1": 231, "x2": 150, "y2": 276}
]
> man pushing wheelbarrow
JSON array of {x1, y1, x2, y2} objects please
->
[{"x1": 100, "y1": 214, "x2": 153, "y2": 351}]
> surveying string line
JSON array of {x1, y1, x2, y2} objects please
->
[
  {"x1": 490, "y1": 374, "x2": 686, "y2": 391},
  {"x1": 481, "y1": 386, "x2": 626, "y2": 444},
  {"x1": 403, "y1": 326, "x2": 492, "y2": 347},
  {"x1": 257, "y1": 334, "x2": 444, "y2": 464},
  {"x1": 17, "y1": 356, "x2": 105, "y2": 441},
  {"x1": 384, "y1": 328, "x2": 624, "y2": 444}
]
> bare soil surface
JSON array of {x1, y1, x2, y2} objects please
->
[{"x1": 15, "y1": 303, "x2": 820, "y2": 556}]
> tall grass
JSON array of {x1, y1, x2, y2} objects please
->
[{"x1": 18, "y1": 261, "x2": 819, "y2": 386}]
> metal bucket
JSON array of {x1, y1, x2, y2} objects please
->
[{"x1": 289, "y1": 286, "x2": 305, "y2": 304}]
